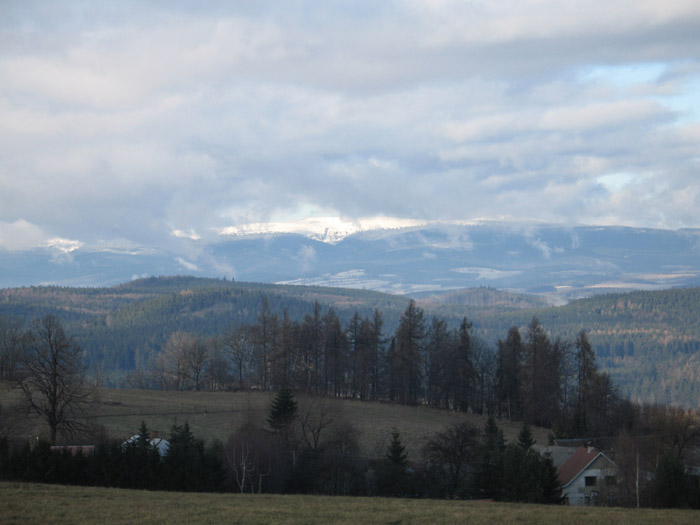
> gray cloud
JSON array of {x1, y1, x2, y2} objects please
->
[{"x1": 0, "y1": 0, "x2": 699, "y2": 254}]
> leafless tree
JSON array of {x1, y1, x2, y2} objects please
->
[
  {"x1": 226, "y1": 432, "x2": 259, "y2": 492},
  {"x1": 225, "y1": 425, "x2": 275, "y2": 493},
  {"x1": 422, "y1": 421, "x2": 480, "y2": 496},
  {"x1": 645, "y1": 405, "x2": 700, "y2": 462},
  {"x1": 299, "y1": 397, "x2": 336, "y2": 452},
  {"x1": 17, "y1": 315, "x2": 94, "y2": 443},
  {"x1": 152, "y1": 331, "x2": 209, "y2": 390},
  {"x1": 184, "y1": 336, "x2": 210, "y2": 391},
  {"x1": 221, "y1": 325, "x2": 254, "y2": 389},
  {"x1": 204, "y1": 342, "x2": 232, "y2": 391}
]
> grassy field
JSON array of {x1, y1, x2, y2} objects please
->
[
  {"x1": 3, "y1": 482, "x2": 699, "y2": 525},
  {"x1": 2, "y1": 384, "x2": 550, "y2": 458}
]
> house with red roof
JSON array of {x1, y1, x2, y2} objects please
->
[{"x1": 557, "y1": 446, "x2": 618, "y2": 506}]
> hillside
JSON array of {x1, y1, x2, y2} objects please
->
[
  {"x1": 475, "y1": 287, "x2": 700, "y2": 406},
  {"x1": 416, "y1": 286, "x2": 553, "y2": 312},
  {"x1": 2, "y1": 277, "x2": 700, "y2": 406},
  {"x1": 0, "y1": 276, "x2": 412, "y2": 372},
  {"x1": 0, "y1": 385, "x2": 550, "y2": 461}
]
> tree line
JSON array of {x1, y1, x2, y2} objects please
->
[
  {"x1": 0, "y1": 298, "x2": 673, "y2": 440},
  {"x1": 0, "y1": 421, "x2": 224, "y2": 493},
  {"x1": 119, "y1": 297, "x2": 621, "y2": 438}
]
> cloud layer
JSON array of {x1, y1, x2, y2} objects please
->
[{"x1": 1, "y1": 0, "x2": 699, "y2": 251}]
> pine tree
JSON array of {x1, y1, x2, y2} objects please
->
[
  {"x1": 267, "y1": 388, "x2": 298, "y2": 452},
  {"x1": 518, "y1": 421, "x2": 535, "y2": 450},
  {"x1": 502, "y1": 440, "x2": 562, "y2": 504},
  {"x1": 472, "y1": 416, "x2": 505, "y2": 499},
  {"x1": 496, "y1": 326, "x2": 523, "y2": 420},
  {"x1": 392, "y1": 300, "x2": 426, "y2": 405},
  {"x1": 378, "y1": 429, "x2": 410, "y2": 496},
  {"x1": 267, "y1": 388, "x2": 298, "y2": 431},
  {"x1": 137, "y1": 420, "x2": 150, "y2": 449},
  {"x1": 454, "y1": 317, "x2": 474, "y2": 411},
  {"x1": 537, "y1": 452, "x2": 563, "y2": 504},
  {"x1": 386, "y1": 429, "x2": 408, "y2": 467},
  {"x1": 163, "y1": 421, "x2": 214, "y2": 491}
]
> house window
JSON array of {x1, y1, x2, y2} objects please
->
[
  {"x1": 605, "y1": 475, "x2": 617, "y2": 486},
  {"x1": 585, "y1": 476, "x2": 597, "y2": 487}
]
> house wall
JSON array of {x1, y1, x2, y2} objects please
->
[{"x1": 563, "y1": 455, "x2": 617, "y2": 506}]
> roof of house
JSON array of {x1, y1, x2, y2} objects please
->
[
  {"x1": 557, "y1": 447, "x2": 611, "y2": 487},
  {"x1": 542, "y1": 446, "x2": 577, "y2": 468}
]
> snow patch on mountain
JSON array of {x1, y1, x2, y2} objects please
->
[
  {"x1": 45, "y1": 238, "x2": 82, "y2": 253},
  {"x1": 217, "y1": 216, "x2": 483, "y2": 244}
]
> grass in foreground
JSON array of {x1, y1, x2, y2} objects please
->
[{"x1": 2, "y1": 482, "x2": 699, "y2": 525}]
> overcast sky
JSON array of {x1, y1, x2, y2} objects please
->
[{"x1": 1, "y1": 0, "x2": 699, "y2": 252}]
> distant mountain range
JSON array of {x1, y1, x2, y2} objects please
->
[{"x1": 1, "y1": 221, "x2": 699, "y2": 302}]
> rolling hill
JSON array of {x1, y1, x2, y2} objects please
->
[{"x1": 1, "y1": 277, "x2": 700, "y2": 406}]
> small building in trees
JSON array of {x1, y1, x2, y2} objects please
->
[
  {"x1": 557, "y1": 446, "x2": 618, "y2": 506},
  {"x1": 123, "y1": 432, "x2": 170, "y2": 456}
]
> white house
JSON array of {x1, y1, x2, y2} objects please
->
[
  {"x1": 557, "y1": 446, "x2": 618, "y2": 506},
  {"x1": 123, "y1": 434, "x2": 170, "y2": 456}
]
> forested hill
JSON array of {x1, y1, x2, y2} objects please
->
[
  {"x1": 0, "y1": 278, "x2": 543, "y2": 371},
  {"x1": 0, "y1": 276, "x2": 412, "y2": 371},
  {"x1": 475, "y1": 287, "x2": 700, "y2": 407},
  {"x1": 2, "y1": 277, "x2": 700, "y2": 406}
]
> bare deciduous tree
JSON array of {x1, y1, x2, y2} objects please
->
[
  {"x1": 18, "y1": 315, "x2": 94, "y2": 443},
  {"x1": 225, "y1": 424, "x2": 275, "y2": 493},
  {"x1": 299, "y1": 397, "x2": 336, "y2": 452},
  {"x1": 422, "y1": 421, "x2": 480, "y2": 497},
  {"x1": 184, "y1": 337, "x2": 210, "y2": 391},
  {"x1": 152, "y1": 331, "x2": 209, "y2": 391},
  {"x1": 221, "y1": 325, "x2": 253, "y2": 389}
]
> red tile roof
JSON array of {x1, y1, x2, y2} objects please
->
[{"x1": 557, "y1": 447, "x2": 600, "y2": 487}]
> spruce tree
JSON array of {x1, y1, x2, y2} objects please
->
[
  {"x1": 386, "y1": 429, "x2": 408, "y2": 467},
  {"x1": 518, "y1": 421, "x2": 535, "y2": 450},
  {"x1": 472, "y1": 415, "x2": 505, "y2": 499},
  {"x1": 137, "y1": 420, "x2": 150, "y2": 448},
  {"x1": 267, "y1": 388, "x2": 298, "y2": 431},
  {"x1": 379, "y1": 429, "x2": 410, "y2": 496},
  {"x1": 537, "y1": 452, "x2": 563, "y2": 504},
  {"x1": 267, "y1": 388, "x2": 298, "y2": 452}
]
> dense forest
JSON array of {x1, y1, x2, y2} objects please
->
[{"x1": 1, "y1": 277, "x2": 700, "y2": 406}]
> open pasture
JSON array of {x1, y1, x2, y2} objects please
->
[
  {"x1": 3, "y1": 385, "x2": 550, "y2": 457},
  {"x1": 2, "y1": 482, "x2": 699, "y2": 525}
]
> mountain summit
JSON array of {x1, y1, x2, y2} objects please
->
[
  {"x1": 1, "y1": 221, "x2": 699, "y2": 301},
  {"x1": 217, "y1": 217, "x2": 479, "y2": 244}
]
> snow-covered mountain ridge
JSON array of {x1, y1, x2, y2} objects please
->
[
  {"x1": 217, "y1": 217, "x2": 484, "y2": 244},
  {"x1": 1, "y1": 221, "x2": 699, "y2": 301}
]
